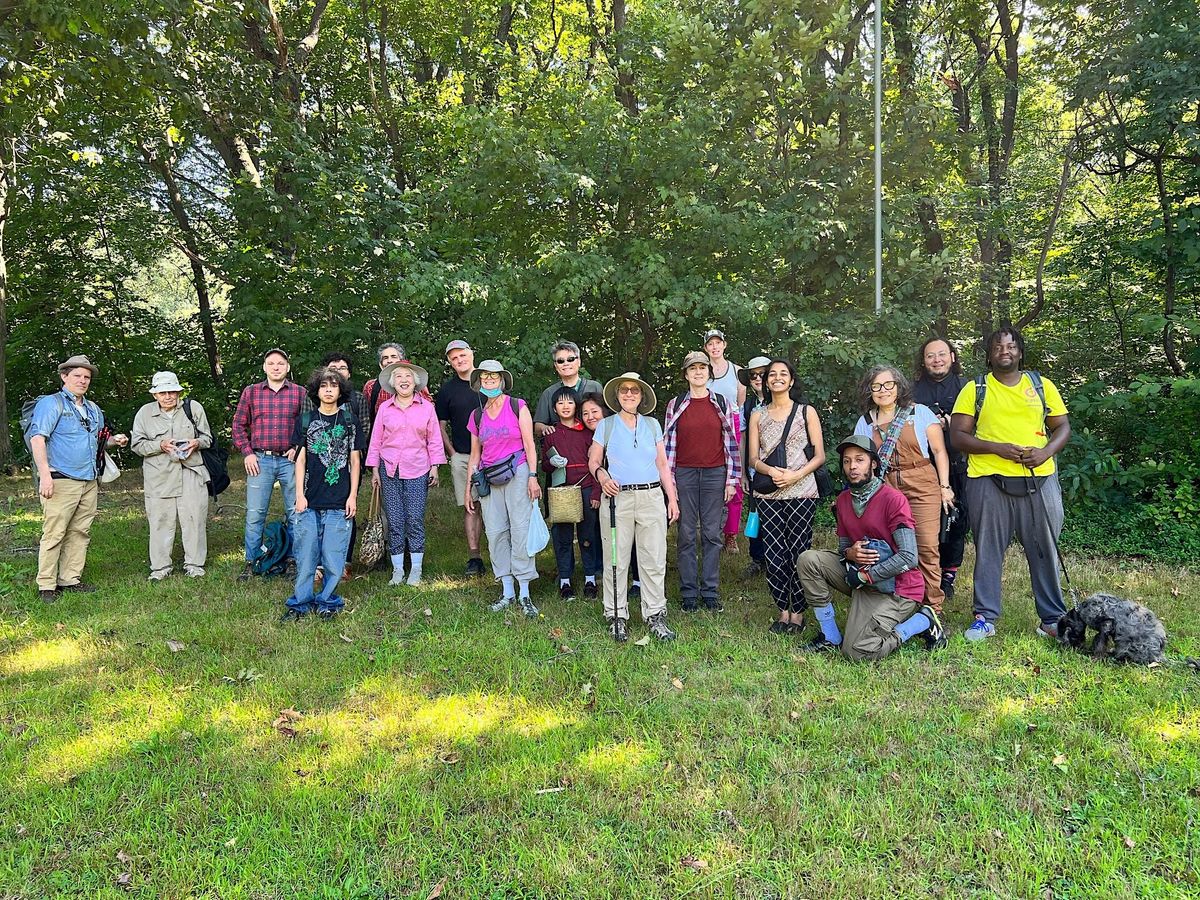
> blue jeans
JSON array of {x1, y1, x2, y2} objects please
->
[
  {"x1": 244, "y1": 454, "x2": 297, "y2": 562},
  {"x1": 287, "y1": 508, "x2": 352, "y2": 613}
]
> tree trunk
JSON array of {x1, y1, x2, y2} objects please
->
[
  {"x1": 1154, "y1": 155, "x2": 1184, "y2": 375},
  {"x1": 612, "y1": 0, "x2": 638, "y2": 116},
  {"x1": 0, "y1": 135, "x2": 13, "y2": 468}
]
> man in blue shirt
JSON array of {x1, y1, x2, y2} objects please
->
[{"x1": 28, "y1": 355, "x2": 128, "y2": 602}]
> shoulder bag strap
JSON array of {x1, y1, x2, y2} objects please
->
[{"x1": 761, "y1": 401, "x2": 799, "y2": 466}]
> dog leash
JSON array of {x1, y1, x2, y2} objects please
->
[{"x1": 1027, "y1": 466, "x2": 1079, "y2": 605}]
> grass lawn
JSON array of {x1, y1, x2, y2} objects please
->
[{"x1": 1, "y1": 470, "x2": 1198, "y2": 899}]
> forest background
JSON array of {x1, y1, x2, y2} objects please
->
[{"x1": 1, "y1": 0, "x2": 1197, "y2": 560}]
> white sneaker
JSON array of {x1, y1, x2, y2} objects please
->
[
  {"x1": 148, "y1": 570, "x2": 172, "y2": 582},
  {"x1": 389, "y1": 570, "x2": 405, "y2": 586},
  {"x1": 406, "y1": 568, "x2": 423, "y2": 586}
]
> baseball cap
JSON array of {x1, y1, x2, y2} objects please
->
[
  {"x1": 445, "y1": 340, "x2": 472, "y2": 356},
  {"x1": 264, "y1": 347, "x2": 290, "y2": 361},
  {"x1": 702, "y1": 328, "x2": 726, "y2": 343}
]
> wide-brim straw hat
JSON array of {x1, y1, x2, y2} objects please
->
[
  {"x1": 380, "y1": 360, "x2": 430, "y2": 395},
  {"x1": 58, "y1": 354, "x2": 98, "y2": 376},
  {"x1": 738, "y1": 355, "x2": 773, "y2": 386},
  {"x1": 149, "y1": 371, "x2": 184, "y2": 394},
  {"x1": 469, "y1": 360, "x2": 513, "y2": 393},
  {"x1": 603, "y1": 372, "x2": 656, "y2": 415}
]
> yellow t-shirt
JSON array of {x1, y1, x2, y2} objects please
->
[{"x1": 952, "y1": 373, "x2": 1068, "y2": 477}]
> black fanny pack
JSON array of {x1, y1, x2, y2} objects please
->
[{"x1": 990, "y1": 474, "x2": 1047, "y2": 497}]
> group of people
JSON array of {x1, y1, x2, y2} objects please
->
[{"x1": 26, "y1": 322, "x2": 1073, "y2": 660}]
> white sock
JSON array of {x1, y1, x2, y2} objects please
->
[
  {"x1": 519, "y1": 581, "x2": 531, "y2": 599},
  {"x1": 501, "y1": 575, "x2": 515, "y2": 599},
  {"x1": 560, "y1": 578, "x2": 571, "y2": 587},
  {"x1": 585, "y1": 575, "x2": 596, "y2": 585},
  {"x1": 632, "y1": 580, "x2": 641, "y2": 588},
  {"x1": 390, "y1": 553, "x2": 405, "y2": 584},
  {"x1": 406, "y1": 553, "x2": 424, "y2": 585}
]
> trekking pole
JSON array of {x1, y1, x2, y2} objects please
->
[{"x1": 609, "y1": 494, "x2": 619, "y2": 626}]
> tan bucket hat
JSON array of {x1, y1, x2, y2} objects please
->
[
  {"x1": 603, "y1": 372, "x2": 656, "y2": 415},
  {"x1": 58, "y1": 354, "x2": 98, "y2": 376},
  {"x1": 380, "y1": 360, "x2": 430, "y2": 394}
]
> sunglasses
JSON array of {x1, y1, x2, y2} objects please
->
[
  {"x1": 870, "y1": 380, "x2": 898, "y2": 393},
  {"x1": 554, "y1": 355, "x2": 578, "y2": 365}
]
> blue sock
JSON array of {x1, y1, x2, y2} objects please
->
[
  {"x1": 814, "y1": 604, "x2": 842, "y2": 645},
  {"x1": 895, "y1": 612, "x2": 931, "y2": 643}
]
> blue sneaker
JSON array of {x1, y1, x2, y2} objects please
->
[{"x1": 964, "y1": 617, "x2": 996, "y2": 642}]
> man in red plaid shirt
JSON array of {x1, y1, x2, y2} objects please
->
[{"x1": 232, "y1": 348, "x2": 305, "y2": 579}]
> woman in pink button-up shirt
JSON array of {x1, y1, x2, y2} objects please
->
[{"x1": 366, "y1": 361, "x2": 447, "y2": 586}]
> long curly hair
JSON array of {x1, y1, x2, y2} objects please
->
[{"x1": 306, "y1": 367, "x2": 350, "y2": 406}]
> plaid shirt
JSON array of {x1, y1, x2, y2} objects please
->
[
  {"x1": 231, "y1": 380, "x2": 306, "y2": 455},
  {"x1": 663, "y1": 391, "x2": 742, "y2": 487},
  {"x1": 299, "y1": 388, "x2": 371, "y2": 449}
]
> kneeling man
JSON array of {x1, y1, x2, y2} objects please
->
[{"x1": 798, "y1": 435, "x2": 945, "y2": 660}]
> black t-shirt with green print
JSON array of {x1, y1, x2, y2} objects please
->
[{"x1": 292, "y1": 407, "x2": 366, "y2": 510}]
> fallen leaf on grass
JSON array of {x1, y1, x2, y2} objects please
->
[
  {"x1": 789, "y1": 710, "x2": 801, "y2": 721},
  {"x1": 1052, "y1": 753, "x2": 1068, "y2": 771},
  {"x1": 224, "y1": 837, "x2": 237, "y2": 848},
  {"x1": 339, "y1": 633, "x2": 352, "y2": 643},
  {"x1": 423, "y1": 608, "x2": 433, "y2": 618},
  {"x1": 680, "y1": 856, "x2": 708, "y2": 871},
  {"x1": 1027, "y1": 722, "x2": 1038, "y2": 733},
  {"x1": 14, "y1": 824, "x2": 27, "y2": 837},
  {"x1": 670, "y1": 677, "x2": 684, "y2": 691},
  {"x1": 437, "y1": 751, "x2": 460, "y2": 765},
  {"x1": 549, "y1": 627, "x2": 564, "y2": 639},
  {"x1": 1124, "y1": 835, "x2": 1136, "y2": 849},
  {"x1": 633, "y1": 634, "x2": 651, "y2": 647},
  {"x1": 535, "y1": 786, "x2": 567, "y2": 795},
  {"x1": 581, "y1": 681, "x2": 594, "y2": 698},
  {"x1": 272, "y1": 708, "x2": 302, "y2": 738},
  {"x1": 426, "y1": 877, "x2": 447, "y2": 900},
  {"x1": 115, "y1": 872, "x2": 132, "y2": 889},
  {"x1": 1024, "y1": 656, "x2": 1042, "y2": 676},
  {"x1": 889, "y1": 771, "x2": 901, "y2": 784},
  {"x1": 116, "y1": 850, "x2": 132, "y2": 864},
  {"x1": 166, "y1": 639, "x2": 185, "y2": 653},
  {"x1": 222, "y1": 667, "x2": 263, "y2": 685},
  {"x1": 55, "y1": 622, "x2": 65, "y2": 631}
]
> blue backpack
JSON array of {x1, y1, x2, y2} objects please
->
[{"x1": 251, "y1": 521, "x2": 292, "y2": 577}]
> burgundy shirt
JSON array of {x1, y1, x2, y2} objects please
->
[
  {"x1": 675, "y1": 395, "x2": 725, "y2": 468},
  {"x1": 231, "y1": 380, "x2": 306, "y2": 455},
  {"x1": 540, "y1": 423, "x2": 597, "y2": 490},
  {"x1": 834, "y1": 483, "x2": 924, "y2": 602}
]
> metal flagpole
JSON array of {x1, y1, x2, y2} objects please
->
[{"x1": 874, "y1": 0, "x2": 883, "y2": 315}]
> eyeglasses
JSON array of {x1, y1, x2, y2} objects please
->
[
  {"x1": 618, "y1": 386, "x2": 641, "y2": 394},
  {"x1": 749, "y1": 371, "x2": 764, "y2": 380},
  {"x1": 327, "y1": 364, "x2": 350, "y2": 373},
  {"x1": 870, "y1": 381, "x2": 898, "y2": 393},
  {"x1": 554, "y1": 355, "x2": 578, "y2": 365}
]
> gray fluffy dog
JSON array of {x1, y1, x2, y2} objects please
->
[{"x1": 1056, "y1": 592, "x2": 1167, "y2": 665}]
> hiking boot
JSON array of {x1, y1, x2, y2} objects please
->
[
  {"x1": 921, "y1": 605, "x2": 947, "y2": 651},
  {"x1": 646, "y1": 612, "x2": 677, "y2": 642},
  {"x1": 489, "y1": 596, "x2": 513, "y2": 613},
  {"x1": 38, "y1": 589, "x2": 60, "y2": 603},
  {"x1": 723, "y1": 534, "x2": 740, "y2": 554},
  {"x1": 283, "y1": 559, "x2": 298, "y2": 578},
  {"x1": 465, "y1": 557, "x2": 485, "y2": 577},
  {"x1": 802, "y1": 636, "x2": 841, "y2": 653},
  {"x1": 608, "y1": 617, "x2": 629, "y2": 643},
  {"x1": 518, "y1": 596, "x2": 540, "y2": 618},
  {"x1": 681, "y1": 598, "x2": 699, "y2": 613},
  {"x1": 704, "y1": 597, "x2": 724, "y2": 613},
  {"x1": 768, "y1": 620, "x2": 792, "y2": 635},
  {"x1": 279, "y1": 608, "x2": 306, "y2": 622},
  {"x1": 964, "y1": 617, "x2": 996, "y2": 642},
  {"x1": 559, "y1": 582, "x2": 576, "y2": 600},
  {"x1": 317, "y1": 607, "x2": 340, "y2": 620},
  {"x1": 237, "y1": 562, "x2": 254, "y2": 582},
  {"x1": 742, "y1": 558, "x2": 765, "y2": 579},
  {"x1": 185, "y1": 567, "x2": 205, "y2": 578},
  {"x1": 583, "y1": 581, "x2": 598, "y2": 599},
  {"x1": 57, "y1": 582, "x2": 97, "y2": 594}
]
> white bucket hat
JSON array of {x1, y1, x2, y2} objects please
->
[
  {"x1": 470, "y1": 360, "x2": 514, "y2": 392},
  {"x1": 380, "y1": 360, "x2": 430, "y2": 395},
  {"x1": 149, "y1": 371, "x2": 184, "y2": 394}
]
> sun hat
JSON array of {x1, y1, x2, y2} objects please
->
[
  {"x1": 445, "y1": 339, "x2": 472, "y2": 357},
  {"x1": 149, "y1": 371, "x2": 184, "y2": 394},
  {"x1": 680, "y1": 350, "x2": 712, "y2": 374},
  {"x1": 702, "y1": 328, "x2": 726, "y2": 344},
  {"x1": 469, "y1": 359, "x2": 514, "y2": 393},
  {"x1": 603, "y1": 372, "x2": 657, "y2": 415},
  {"x1": 380, "y1": 360, "x2": 430, "y2": 395},
  {"x1": 737, "y1": 355, "x2": 772, "y2": 386},
  {"x1": 58, "y1": 354, "x2": 98, "y2": 376},
  {"x1": 836, "y1": 434, "x2": 881, "y2": 463}
]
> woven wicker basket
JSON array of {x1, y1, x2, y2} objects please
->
[{"x1": 546, "y1": 484, "x2": 584, "y2": 524}]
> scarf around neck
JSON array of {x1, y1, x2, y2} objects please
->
[{"x1": 848, "y1": 475, "x2": 884, "y2": 517}]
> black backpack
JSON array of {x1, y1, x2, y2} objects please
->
[
  {"x1": 972, "y1": 371, "x2": 1049, "y2": 423},
  {"x1": 181, "y1": 399, "x2": 231, "y2": 497}
]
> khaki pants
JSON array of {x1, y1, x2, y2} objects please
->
[
  {"x1": 146, "y1": 467, "x2": 209, "y2": 575},
  {"x1": 797, "y1": 548, "x2": 919, "y2": 661},
  {"x1": 598, "y1": 488, "x2": 668, "y2": 622},
  {"x1": 37, "y1": 478, "x2": 99, "y2": 590}
]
